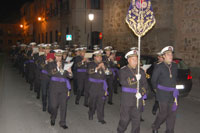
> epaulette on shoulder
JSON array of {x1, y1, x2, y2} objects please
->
[
  {"x1": 157, "y1": 62, "x2": 162, "y2": 65},
  {"x1": 120, "y1": 66, "x2": 126, "y2": 70}
]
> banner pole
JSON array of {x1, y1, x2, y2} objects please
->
[{"x1": 137, "y1": 35, "x2": 141, "y2": 108}]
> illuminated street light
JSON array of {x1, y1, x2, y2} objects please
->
[
  {"x1": 20, "y1": 24, "x2": 24, "y2": 28},
  {"x1": 88, "y1": 13, "x2": 94, "y2": 21},
  {"x1": 38, "y1": 17, "x2": 42, "y2": 21},
  {"x1": 88, "y1": 13, "x2": 94, "y2": 48}
]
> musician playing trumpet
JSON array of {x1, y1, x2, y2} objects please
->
[{"x1": 88, "y1": 49, "x2": 110, "y2": 124}]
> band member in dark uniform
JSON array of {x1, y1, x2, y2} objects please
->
[
  {"x1": 103, "y1": 46, "x2": 115, "y2": 105},
  {"x1": 74, "y1": 47, "x2": 89, "y2": 106},
  {"x1": 152, "y1": 52, "x2": 164, "y2": 115},
  {"x1": 151, "y1": 46, "x2": 179, "y2": 133},
  {"x1": 110, "y1": 50, "x2": 119, "y2": 94},
  {"x1": 71, "y1": 48, "x2": 80, "y2": 95},
  {"x1": 88, "y1": 49, "x2": 111, "y2": 124},
  {"x1": 38, "y1": 44, "x2": 52, "y2": 112},
  {"x1": 117, "y1": 49, "x2": 148, "y2": 133},
  {"x1": 27, "y1": 42, "x2": 37, "y2": 91},
  {"x1": 48, "y1": 49, "x2": 73, "y2": 129},
  {"x1": 33, "y1": 44, "x2": 42, "y2": 99}
]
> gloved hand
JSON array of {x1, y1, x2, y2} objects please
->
[
  {"x1": 136, "y1": 92, "x2": 142, "y2": 99},
  {"x1": 136, "y1": 74, "x2": 141, "y2": 81},
  {"x1": 67, "y1": 91, "x2": 70, "y2": 99}
]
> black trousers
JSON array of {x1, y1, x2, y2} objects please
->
[
  {"x1": 50, "y1": 89, "x2": 68, "y2": 126},
  {"x1": 152, "y1": 102, "x2": 177, "y2": 133},
  {"x1": 41, "y1": 78, "x2": 49, "y2": 109},
  {"x1": 76, "y1": 74, "x2": 88, "y2": 104},
  {"x1": 72, "y1": 71, "x2": 78, "y2": 95},
  {"x1": 88, "y1": 93, "x2": 106, "y2": 121},
  {"x1": 117, "y1": 105, "x2": 141, "y2": 133},
  {"x1": 152, "y1": 100, "x2": 159, "y2": 114},
  {"x1": 34, "y1": 76, "x2": 41, "y2": 97},
  {"x1": 113, "y1": 75, "x2": 119, "y2": 93},
  {"x1": 106, "y1": 75, "x2": 114, "y2": 103}
]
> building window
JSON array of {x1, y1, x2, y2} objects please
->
[
  {"x1": 66, "y1": 27, "x2": 69, "y2": 34},
  {"x1": 0, "y1": 29, "x2": 3, "y2": 36},
  {"x1": 66, "y1": 0, "x2": 69, "y2": 11},
  {"x1": 50, "y1": 3, "x2": 53, "y2": 16},
  {"x1": 55, "y1": 0, "x2": 58, "y2": 15},
  {"x1": 42, "y1": 33, "x2": 44, "y2": 43},
  {"x1": 8, "y1": 40, "x2": 12, "y2": 44},
  {"x1": 38, "y1": 33, "x2": 40, "y2": 43},
  {"x1": 91, "y1": 0, "x2": 100, "y2": 9},
  {"x1": 0, "y1": 40, "x2": 3, "y2": 45},
  {"x1": 55, "y1": 30, "x2": 58, "y2": 42},
  {"x1": 46, "y1": 32, "x2": 48, "y2": 43},
  {"x1": 50, "y1": 31, "x2": 53, "y2": 43}
]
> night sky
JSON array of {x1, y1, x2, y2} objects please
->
[{"x1": 0, "y1": 0, "x2": 33, "y2": 23}]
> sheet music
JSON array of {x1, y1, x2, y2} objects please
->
[
  {"x1": 84, "y1": 53, "x2": 93, "y2": 58},
  {"x1": 39, "y1": 52, "x2": 45, "y2": 56},
  {"x1": 141, "y1": 64, "x2": 152, "y2": 71},
  {"x1": 65, "y1": 56, "x2": 73, "y2": 62},
  {"x1": 64, "y1": 62, "x2": 74, "y2": 70}
]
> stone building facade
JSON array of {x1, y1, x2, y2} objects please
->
[
  {"x1": 20, "y1": 0, "x2": 103, "y2": 48},
  {"x1": 0, "y1": 24, "x2": 23, "y2": 52},
  {"x1": 102, "y1": 0, "x2": 200, "y2": 67},
  {"x1": 174, "y1": 0, "x2": 200, "y2": 67}
]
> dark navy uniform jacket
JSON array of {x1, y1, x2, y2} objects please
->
[
  {"x1": 119, "y1": 65, "x2": 148, "y2": 106},
  {"x1": 151, "y1": 62, "x2": 178, "y2": 103}
]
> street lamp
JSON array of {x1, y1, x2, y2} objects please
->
[
  {"x1": 88, "y1": 13, "x2": 94, "y2": 48},
  {"x1": 38, "y1": 17, "x2": 42, "y2": 21},
  {"x1": 20, "y1": 24, "x2": 24, "y2": 28},
  {"x1": 38, "y1": 17, "x2": 45, "y2": 22},
  {"x1": 88, "y1": 13, "x2": 94, "y2": 21}
]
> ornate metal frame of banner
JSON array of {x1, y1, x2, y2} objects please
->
[{"x1": 125, "y1": 0, "x2": 156, "y2": 37}]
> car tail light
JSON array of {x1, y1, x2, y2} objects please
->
[
  {"x1": 187, "y1": 72, "x2": 192, "y2": 80},
  {"x1": 116, "y1": 56, "x2": 121, "y2": 61},
  {"x1": 174, "y1": 60, "x2": 180, "y2": 64}
]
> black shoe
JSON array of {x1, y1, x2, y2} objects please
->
[
  {"x1": 89, "y1": 115, "x2": 93, "y2": 120},
  {"x1": 75, "y1": 100, "x2": 79, "y2": 105},
  {"x1": 84, "y1": 104, "x2": 89, "y2": 107},
  {"x1": 60, "y1": 125, "x2": 68, "y2": 129},
  {"x1": 37, "y1": 96, "x2": 40, "y2": 99},
  {"x1": 42, "y1": 107, "x2": 46, "y2": 112},
  {"x1": 114, "y1": 92, "x2": 118, "y2": 94},
  {"x1": 48, "y1": 109, "x2": 51, "y2": 114},
  {"x1": 108, "y1": 101, "x2": 113, "y2": 105},
  {"x1": 152, "y1": 110, "x2": 156, "y2": 115},
  {"x1": 140, "y1": 118, "x2": 144, "y2": 122},
  {"x1": 51, "y1": 120, "x2": 55, "y2": 126},
  {"x1": 98, "y1": 120, "x2": 106, "y2": 124},
  {"x1": 152, "y1": 130, "x2": 158, "y2": 133}
]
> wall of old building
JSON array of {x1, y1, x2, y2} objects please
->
[
  {"x1": 174, "y1": 0, "x2": 200, "y2": 67},
  {"x1": 0, "y1": 24, "x2": 23, "y2": 52},
  {"x1": 103, "y1": 0, "x2": 174, "y2": 54},
  {"x1": 103, "y1": 0, "x2": 200, "y2": 67}
]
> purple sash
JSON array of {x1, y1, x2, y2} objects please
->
[
  {"x1": 109, "y1": 68, "x2": 119, "y2": 77},
  {"x1": 88, "y1": 78, "x2": 108, "y2": 95},
  {"x1": 41, "y1": 70, "x2": 48, "y2": 75},
  {"x1": 158, "y1": 84, "x2": 179, "y2": 111},
  {"x1": 24, "y1": 60, "x2": 34, "y2": 64},
  {"x1": 77, "y1": 69, "x2": 87, "y2": 73},
  {"x1": 51, "y1": 77, "x2": 71, "y2": 91},
  {"x1": 29, "y1": 60, "x2": 34, "y2": 63},
  {"x1": 122, "y1": 87, "x2": 147, "y2": 99},
  {"x1": 122, "y1": 87, "x2": 137, "y2": 93},
  {"x1": 143, "y1": 94, "x2": 147, "y2": 100}
]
